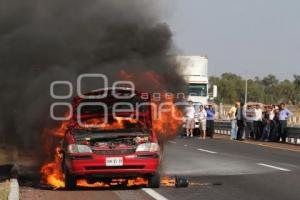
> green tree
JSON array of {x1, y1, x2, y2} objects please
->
[
  {"x1": 277, "y1": 80, "x2": 295, "y2": 104},
  {"x1": 261, "y1": 74, "x2": 279, "y2": 104},
  {"x1": 209, "y1": 73, "x2": 299, "y2": 105},
  {"x1": 293, "y1": 75, "x2": 300, "y2": 104},
  {"x1": 247, "y1": 79, "x2": 265, "y2": 103}
]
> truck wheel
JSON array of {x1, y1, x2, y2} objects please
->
[
  {"x1": 148, "y1": 172, "x2": 160, "y2": 188},
  {"x1": 64, "y1": 168, "x2": 77, "y2": 190}
]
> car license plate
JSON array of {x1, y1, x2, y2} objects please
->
[{"x1": 105, "y1": 157, "x2": 123, "y2": 166}]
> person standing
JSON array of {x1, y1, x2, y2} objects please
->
[
  {"x1": 271, "y1": 106, "x2": 280, "y2": 142},
  {"x1": 228, "y1": 102, "x2": 238, "y2": 140},
  {"x1": 185, "y1": 101, "x2": 195, "y2": 137},
  {"x1": 278, "y1": 103, "x2": 293, "y2": 143},
  {"x1": 206, "y1": 104, "x2": 215, "y2": 138},
  {"x1": 198, "y1": 105, "x2": 207, "y2": 140},
  {"x1": 253, "y1": 104, "x2": 263, "y2": 140},
  {"x1": 244, "y1": 105, "x2": 255, "y2": 139},
  {"x1": 268, "y1": 105, "x2": 276, "y2": 141},
  {"x1": 260, "y1": 106, "x2": 271, "y2": 141},
  {"x1": 236, "y1": 102, "x2": 245, "y2": 140}
]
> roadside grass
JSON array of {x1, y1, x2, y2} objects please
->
[
  {"x1": 0, "y1": 180, "x2": 9, "y2": 200},
  {"x1": 0, "y1": 146, "x2": 18, "y2": 200}
]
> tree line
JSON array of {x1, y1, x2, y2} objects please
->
[{"x1": 209, "y1": 73, "x2": 300, "y2": 105}]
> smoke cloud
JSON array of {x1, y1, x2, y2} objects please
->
[{"x1": 0, "y1": 0, "x2": 185, "y2": 151}]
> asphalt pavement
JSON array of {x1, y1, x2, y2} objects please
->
[{"x1": 20, "y1": 136, "x2": 300, "y2": 200}]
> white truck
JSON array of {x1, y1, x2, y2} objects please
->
[
  {"x1": 176, "y1": 55, "x2": 217, "y2": 105},
  {"x1": 176, "y1": 55, "x2": 217, "y2": 132}
]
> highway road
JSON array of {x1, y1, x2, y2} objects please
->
[{"x1": 20, "y1": 137, "x2": 300, "y2": 200}]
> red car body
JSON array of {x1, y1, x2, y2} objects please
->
[{"x1": 61, "y1": 88, "x2": 161, "y2": 189}]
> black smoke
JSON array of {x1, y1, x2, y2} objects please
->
[{"x1": 0, "y1": 0, "x2": 185, "y2": 151}]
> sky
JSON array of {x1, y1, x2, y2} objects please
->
[{"x1": 161, "y1": 0, "x2": 300, "y2": 80}]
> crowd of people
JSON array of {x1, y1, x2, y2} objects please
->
[
  {"x1": 228, "y1": 102, "x2": 293, "y2": 142},
  {"x1": 184, "y1": 101, "x2": 215, "y2": 140},
  {"x1": 183, "y1": 100, "x2": 293, "y2": 143}
]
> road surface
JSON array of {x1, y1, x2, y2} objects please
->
[{"x1": 20, "y1": 137, "x2": 300, "y2": 200}]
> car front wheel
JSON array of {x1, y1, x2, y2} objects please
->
[
  {"x1": 148, "y1": 172, "x2": 160, "y2": 188},
  {"x1": 64, "y1": 168, "x2": 77, "y2": 190}
]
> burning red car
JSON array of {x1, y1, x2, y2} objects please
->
[{"x1": 61, "y1": 88, "x2": 161, "y2": 189}]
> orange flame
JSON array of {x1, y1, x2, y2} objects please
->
[
  {"x1": 77, "y1": 177, "x2": 148, "y2": 188},
  {"x1": 40, "y1": 147, "x2": 65, "y2": 189},
  {"x1": 143, "y1": 71, "x2": 161, "y2": 88},
  {"x1": 119, "y1": 70, "x2": 183, "y2": 139},
  {"x1": 152, "y1": 95, "x2": 183, "y2": 139},
  {"x1": 160, "y1": 176, "x2": 176, "y2": 187},
  {"x1": 127, "y1": 177, "x2": 148, "y2": 187},
  {"x1": 77, "y1": 179, "x2": 110, "y2": 188},
  {"x1": 77, "y1": 117, "x2": 139, "y2": 129}
]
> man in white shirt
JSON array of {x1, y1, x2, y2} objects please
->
[
  {"x1": 198, "y1": 105, "x2": 207, "y2": 140},
  {"x1": 185, "y1": 101, "x2": 195, "y2": 137},
  {"x1": 244, "y1": 105, "x2": 255, "y2": 139},
  {"x1": 253, "y1": 104, "x2": 263, "y2": 140}
]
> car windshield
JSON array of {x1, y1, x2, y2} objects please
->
[
  {"x1": 74, "y1": 94, "x2": 149, "y2": 115},
  {"x1": 71, "y1": 90, "x2": 152, "y2": 134},
  {"x1": 72, "y1": 116, "x2": 148, "y2": 135},
  {"x1": 75, "y1": 116, "x2": 144, "y2": 129},
  {"x1": 188, "y1": 83, "x2": 207, "y2": 97}
]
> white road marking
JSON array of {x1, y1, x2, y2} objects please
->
[
  {"x1": 168, "y1": 141, "x2": 177, "y2": 144},
  {"x1": 8, "y1": 179, "x2": 19, "y2": 200},
  {"x1": 142, "y1": 188, "x2": 168, "y2": 200},
  {"x1": 184, "y1": 144, "x2": 188, "y2": 147},
  {"x1": 257, "y1": 163, "x2": 291, "y2": 172},
  {"x1": 197, "y1": 148, "x2": 217, "y2": 154}
]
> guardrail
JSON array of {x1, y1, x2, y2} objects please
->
[{"x1": 214, "y1": 121, "x2": 300, "y2": 145}]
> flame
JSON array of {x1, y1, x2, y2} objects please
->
[
  {"x1": 127, "y1": 177, "x2": 148, "y2": 187},
  {"x1": 160, "y1": 176, "x2": 176, "y2": 187},
  {"x1": 119, "y1": 70, "x2": 183, "y2": 139},
  {"x1": 78, "y1": 117, "x2": 139, "y2": 129},
  {"x1": 152, "y1": 95, "x2": 183, "y2": 139},
  {"x1": 77, "y1": 177, "x2": 148, "y2": 188},
  {"x1": 40, "y1": 147, "x2": 65, "y2": 189},
  {"x1": 143, "y1": 71, "x2": 161, "y2": 88},
  {"x1": 41, "y1": 118, "x2": 68, "y2": 189},
  {"x1": 77, "y1": 179, "x2": 110, "y2": 188},
  {"x1": 43, "y1": 113, "x2": 70, "y2": 137}
]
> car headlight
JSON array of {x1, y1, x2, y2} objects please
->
[
  {"x1": 136, "y1": 143, "x2": 160, "y2": 152},
  {"x1": 67, "y1": 144, "x2": 92, "y2": 153}
]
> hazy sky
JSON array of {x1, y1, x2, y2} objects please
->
[{"x1": 162, "y1": 0, "x2": 300, "y2": 80}]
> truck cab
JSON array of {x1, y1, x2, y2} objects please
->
[{"x1": 176, "y1": 55, "x2": 210, "y2": 105}]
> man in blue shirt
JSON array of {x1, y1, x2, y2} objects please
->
[
  {"x1": 206, "y1": 104, "x2": 215, "y2": 138},
  {"x1": 278, "y1": 103, "x2": 293, "y2": 143}
]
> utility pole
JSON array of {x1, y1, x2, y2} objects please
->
[{"x1": 245, "y1": 79, "x2": 248, "y2": 104}]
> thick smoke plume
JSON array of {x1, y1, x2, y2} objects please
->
[{"x1": 0, "y1": 0, "x2": 185, "y2": 152}]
